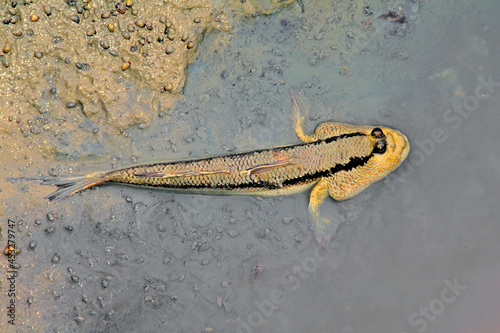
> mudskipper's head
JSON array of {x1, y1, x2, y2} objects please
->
[
  {"x1": 366, "y1": 126, "x2": 410, "y2": 173},
  {"x1": 329, "y1": 124, "x2": 410, "y2": 201}
]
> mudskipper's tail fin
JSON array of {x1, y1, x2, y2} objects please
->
[{"x1": 42, "y1": 171, "x2": 111, "y2": 201}]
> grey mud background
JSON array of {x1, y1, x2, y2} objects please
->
[{"x1": 1, "y1": 0, "x2": 500, "y2": 332}]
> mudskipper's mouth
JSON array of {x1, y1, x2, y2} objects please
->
[{"x1": 386, "y1": 130, "x2": 410, "y2": 165}]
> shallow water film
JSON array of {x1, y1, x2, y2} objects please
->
[{"x1": 1, "y1": 0, "x2": 500, "y2": 332}]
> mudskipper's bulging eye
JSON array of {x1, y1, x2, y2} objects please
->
[
  {"x1": 371, "y1": 127, "x2": 384, "y2": 138},
  {"x1": 373, "y1": 140, "x2": 387, "y2": 154}
]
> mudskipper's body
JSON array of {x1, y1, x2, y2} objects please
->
[{"x1": 44, "y1": 90, "x2": 410, "y2": 244}]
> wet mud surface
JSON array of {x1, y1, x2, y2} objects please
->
[{"x1": 1, "y1": 0, "x2": 500, "y2": 332}]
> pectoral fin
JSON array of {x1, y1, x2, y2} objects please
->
[
  {"x1": 289, "y1": 89, "x2": 319, "y2": 143},
  {"x1": 309, "y1": 178, "x2": 338, "y2": 247}
]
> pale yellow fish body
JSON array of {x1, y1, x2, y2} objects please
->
[{"x1": 44, "y1": 90, "x2": 410, "y2": 244}]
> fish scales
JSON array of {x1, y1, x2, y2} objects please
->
[{"x1": 108, "y1": 135, "x2": 371, "y2": 193}]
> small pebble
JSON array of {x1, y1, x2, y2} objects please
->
[
  {"x1": 66, "y1": 102, "x2": 76, "y2": 108},
  {"x1": 2, "y1": 59, "x2": 9, "y2": 68},
  {"x1": 30, "y1": 14, "x2": 39, "y2": 22},
  {"x1": 3, "y1": 44, "x2": 11, "y2": 54},
  {"x1": 130, "y1": 45, "x2": 137, "y2": 52},
  {"x1": 86, "y1": 26, "x2": 96, "y2": 36},
  {"x1": 10, "y1": 16, "x2": 18, "y2": 24},
  {"x1": 4, "y1": 245, "x2": 15, "y2": 256},
  {"x1": 107, "y1": 23, "x2": 115, "y2": 32},
  {"x1": 159, "y1": 15, "x2": 166, "y2": 23},
  {"x1": 12, "y1": 30, "x2": 22, "y2": 36},
  {"x1": 122, "y1": 31, "x2": 131, "y2": 39},
  {"x1": 75, "y1": 62, "x2": 85, "y2": 70},
  {"x1": 145, "y1": 21, "x2": 153, "y2": 30},
  {"x1": 165, "y1": 46, "x2": 174, "y2": 54},
  {"x1": 164, "y1": 83, "x2": 173, "y2": 91},
  {"x1": 115, "y1": 2, "x2": 126, "y2": 14},
  {"x1": 47, "y1": 212, "x2": 55, "y2": 221},
  {"x1": 139, "y1": 37, "x2": 145, "y2": 45},
  {"x1": 100, "y1": 40, "x2": 110, "y2": 49},
  {"x1": 166, "y1": 20, "x2": 172, "y2": 28},
  {"x1": 109, "y1": 49, "x2": 118, "y2": 56},
  {"x1": 64, "y1": 57, "x2": 71, "y2": 64},
  {"x1": 97, "y1": 296, "x2": 105, "y2": 308},
  {"x1": 227, "y1": 229, "x2": 240, "y2": 238},
  {"x1": 92, "y1": 128, "x2": 99, "y2": 134},
  {"x1": 43, "y1": 5, "x2": 51, "y2": 15},
  {"x1": 101, "y1": 278, "x2": 109, "y2": 288},
  {"x1": 194, "y1": 17, "x2": 201, "y2": 23},
  {"x1": 28, "y1": 240, "x2": 37, "y2": 250},
  {"x1": 127, "y1": 24, "x2": 135, "y2": 32},
  {"x1": 121, "y1": 61, "x2": 130, "y2": 70},
  {"x1": 101, "y1": 11, "x2": 110, "y2": 19},
  {"x1": 11, "y1": 1, "x2": 17, "y2": 8},
  {"x1": 45, "y1": 226, "x2": 55, "y2": 234},
  {"x1": 135, "y1": 19, "x2": 144, "y2": 27},
  {"x1": 131, "y1": 9, "x2": 138, "y2": 15},
  {"x1": 167, "y1": 29, "x2": 176, "y2": 40},
  {"x1": 83, "y1": 3, "x2": 91, "y2": 10},
  {"x1": 187, "y1": 41, "x2": 194, "y2": 49},
  {"x1": 34, "y1": 219, "x2": 42, "y2": 226},
  {"x1": 52, "y1": 254, "x2": 60, "y2": 263},
  {"x1": 3, "y1": 18, "x2": 11, "y2": 24},
  {"x1": 75, "y1": 316, "x2": 84, "y2": 324},
  {"x1": 71, "y1": 15, "x2": 80, "y2": 24},
  {"x1": 65, "y1": 225, "x2": 73, "y2": 232},
  {"x1": 125, "y1": 0, "x2": 133, "y2": 7},
  {"x1": 71, "y1": 275, "x2": 79, "y2": 283},
  {"x1": 34, "y1": 51, "x2": 43, "y2": 58},
  {"x1": 8, "y1": 8, "x2": 16, "y2": 15}
]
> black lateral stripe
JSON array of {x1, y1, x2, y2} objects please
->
[
  {"x1": 148, "y1": 179, "x2": 278, "y2": 190},
  {"x1": 282, "y1": 153, "x2": 373, "y2": 187},
  {"x1": 322, "y1": 132, "x2": 365, "y2": 144},
  {"x1": 136, "y1": 132, "x2": 366, "y2": 169}
]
